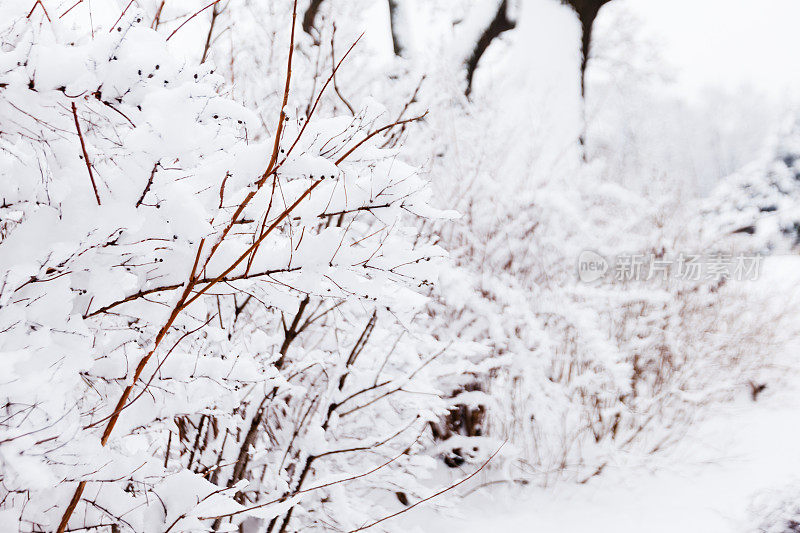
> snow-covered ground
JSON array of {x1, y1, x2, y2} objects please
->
[
  {"x1": 417, "y1": 387, "x2": 800, "y2": 532},
  {"x1": 405, "y1": 257, "x2": 800, "y2": 533}
]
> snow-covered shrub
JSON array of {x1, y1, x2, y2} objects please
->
[
  {"x1": 392, "y1": 0, "x2": 797, "y2": 482},
  {"x1": 0, "y1": 3, "x2": 455, "y2": 532},
  {"x1": 453, "y1": 176, "x2": 797, "y2": 482},
  {"x1": 204, "y1": 0, "x2": 798, "y2": 486}
]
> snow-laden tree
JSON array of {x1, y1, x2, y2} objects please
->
[{"x1": 702, "y1": 116, "x2": 800, "y2": 254}]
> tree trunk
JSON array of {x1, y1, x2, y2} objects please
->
[
  {"x1": 465, "y1": 0, "x2": 516, "y2": 97},
  {"x1": 388, "y1": 0, "x2": 405, "y2": 57},
  {"x1": 562, "y1": 0, "x2": 613, "y2": 97}
]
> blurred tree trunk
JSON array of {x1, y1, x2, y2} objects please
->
[
  {"x1": 302, "y1": 0, "x2": 324, "y2": 38},
  {"x1": 562, "y1": 0, "x2": 613, "y2": 97},
  {"x1": 303, "y1": 0, "x2": 405, "y2": 57},
  {"x1": 465, "y1": 0, "x2": 515, "y2": 97},
  {"x1": 387, "y1": 0, "x2": 405, "y2": 57}
]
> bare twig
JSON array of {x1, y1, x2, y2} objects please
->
[
  {"x1": 335, "y1": 113, "x2": 427, "y2": 165},
  {"x1": 27, "y1": 0, "x2": 51, "y2": 21},
  {"x1": 56, "y1": 241, "x2": 206, "y2": 532},
  {"x1": 71, "y1": 102, "x2": 101, "y2": 206},
  {"x1": 83, "y1": 266, "x2": 300, "y2": 318},
  {"x1": 59, "y1": 0, "x2": 84, "y2": 19},
  {"x1": 135, "y1": 163, "x2": 158, "y2": 207},
  {"x1": 347, "y1": 442, "x2": 506, "y2": 532},
  {"x1": 330, "y1": 24, "x2": 355, "y2": 115},
  {"x1": 152, "y1": 1, "x2": 166, "y2": 29},
  {"x1": 166, "y1": 0, "x2": 225, "y2": 41},
  {"x1": 200, "y1": 2, "x2": 221, "y2": 63},
  {"x1": 108, "y1": 0, "x2": 135, "y2": 31}
]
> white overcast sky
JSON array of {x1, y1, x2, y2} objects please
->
[{"x1": 626, "y1": 0, "x2": 800, "y2": 99}]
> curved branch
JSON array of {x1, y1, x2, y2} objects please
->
[
  {"x1": 84, "y1": 267, "x2": 301, "y2": 318},
  {"x1": 465, "y1": 0, "x2": 515, "y2": 97}
]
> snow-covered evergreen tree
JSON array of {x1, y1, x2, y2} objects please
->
[{"x1": 703, "y1": 117, "x2": 800, "y2": 253}]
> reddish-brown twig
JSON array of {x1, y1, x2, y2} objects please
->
[
  {"x1": 82, "y1": 315, "x2": 215, "y2": 430},
  {"x1": 166, "y1": 0, "x2": 225, "y2": 41},
  {"x1": 108, "y1": 0, "x2": 135, "y2": 31},
  {"x1": 152, "y1": 1, "x2": 166, "y2": 30},
  {"x1": 59, "y1": 0, "x2": 83, "y2": 19},
  {"x1": 180, "y1": 177, "x2": 324, "y2": 310},
  {"x1": 200, "y1": 1, "x2": 221, "y2": 63},
  {"x1": 82, "y1": 266, "x2": 300, "y2": 318},
  {"x1": 27, "y1": 0, "x2": 51, "y2": 21},
  {"x1": 195, "y1": 0, "x2": 300, "y2": 282},
  {"x1": 70, "y1": 102, "x2": 101, "y2": 206},
  {"x1": 277, "y1": 33, "x2": 362, "y2": 166},
  {"x1": 335, "y1": 113, "x2": 427, "y2": 166},
  {"x1": 243, "y1": 0, "x2": 298, "y2": 273},
  {"x1": 98, "y1": 238, "x2": 205, "y2": 446}
]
